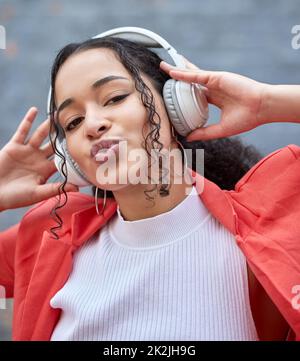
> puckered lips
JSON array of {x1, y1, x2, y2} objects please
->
[{"x1": 90, "y1": 139, "x2": 124, "y2": 163}]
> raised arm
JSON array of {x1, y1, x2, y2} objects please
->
[
  {"x1": 160, "y1": 59, "x2": 300, "y2": 141},
  {"x1": 258, "y1": 84, "x2": 300, "y2": 125}
]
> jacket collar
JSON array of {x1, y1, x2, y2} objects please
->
[{"x1": 69, "y1": 168, "x2": 237, "y2": 248}]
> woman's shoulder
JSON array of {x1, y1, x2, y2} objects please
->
[
  {"x1": 20, "y1": 191, "x2": 95, "y2": 228},
  {"x1": 226, "y1": 143, "x2": 300, "y2": 218},
  {"x1": 234, "y1": 144, "x2": 300, "y2": 192}
]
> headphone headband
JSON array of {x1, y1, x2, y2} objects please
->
[
  {"x1": 92, "y1": 26, "x2": 185, "y2": 68},
  {"x1": 47, "y1": 27, "x2": 185, "y2": 115}
]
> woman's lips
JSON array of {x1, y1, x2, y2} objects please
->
[{"x1": 94, "y1": 143, "x2": 120, "y2": 164}]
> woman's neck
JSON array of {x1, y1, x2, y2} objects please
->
[{"x1": 112, "y1": 150, "x2": 194, "y2": 221}]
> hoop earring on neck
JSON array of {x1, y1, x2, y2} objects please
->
[{"x1": 95, "y1": 187, "x2": 107, "y2": 216}]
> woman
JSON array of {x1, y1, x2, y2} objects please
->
[{"x1": 0, "y1": 36, "x2": 299, "y2": 341}]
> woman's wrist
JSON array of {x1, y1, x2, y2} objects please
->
[{"x1": 257, "y1": 84, "x2": 300, "y2": 125}]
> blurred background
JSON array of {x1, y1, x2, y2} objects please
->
[{"x1": 0, "y1": 0, "x2": 300, "y2": 341}]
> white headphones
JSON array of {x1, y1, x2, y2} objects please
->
[{"x1": 48, "y1": 26, "x2": 209, "y2": 187}]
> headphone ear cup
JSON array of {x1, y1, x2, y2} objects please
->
[
  {"x1": 163, "y1": 79, "x2": 191, "y2": 136},
  {"x1": 54, "y1": 139, "x2": 91, "y2": 187},
  {"x1": 163, "y1": 79, "x2": 209, "y2": 136}
]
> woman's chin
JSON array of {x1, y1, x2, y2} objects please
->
[{"x1": 87, "y1": 158, "x2": 150, "y2": 191}]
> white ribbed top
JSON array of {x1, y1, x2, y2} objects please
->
[{"x1": 50, "y1": 186, "x2": 258, "y2": 341}]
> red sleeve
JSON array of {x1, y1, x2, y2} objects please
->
[
  {"x1": 226, "y1": 144, "x2": 300, "y2": 340},
  {"x1": 0, "y1": 223, "x2": 19, "y2": 298}
]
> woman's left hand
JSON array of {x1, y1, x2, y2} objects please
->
[
  {"x1": 160, "y1": 57, "x2": 268, "y2": 141},
  {"x1": 0, "y1": 107, "x2": 79, "y2": 212}
]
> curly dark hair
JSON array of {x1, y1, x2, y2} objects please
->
[{"x1": 48, "y1": 36, "x2": 262, "y2": 239}]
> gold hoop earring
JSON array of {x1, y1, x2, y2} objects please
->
[{"x1": 95, "y1": 187, "x2": 107, "y2": 216}]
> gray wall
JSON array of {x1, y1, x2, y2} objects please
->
[{"x1": 0, "y1": 0, "x2": 300, "y2": 340}]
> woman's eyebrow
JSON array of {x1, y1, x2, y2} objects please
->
[{"x1": 56, "y1": 75, "x2": 129, "y2": 114}]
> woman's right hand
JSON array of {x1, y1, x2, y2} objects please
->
[
  {"x1": 0, "y1": 107, "x2": 78, "y2": 212},
  {"x1": 160, "y1": 58, "x2": 267, "y2": 141}
]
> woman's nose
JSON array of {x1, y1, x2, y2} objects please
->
[{"x1": 84, "y1": 112, "x2": 111, "y2": 138}]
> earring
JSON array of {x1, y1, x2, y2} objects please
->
[{"x1": 95, "y1": 187, "x2": 107, "y2": 216}]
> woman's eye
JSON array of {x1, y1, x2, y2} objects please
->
[
  {"x1": 105, "y1": 94, "x2": 129, "y2": 106},
  {"x1": 65, "y1": 117, "x2": 83, "y2": 131},
  {"x1": 64, "y1": 95, "x2": 129, "y2": 131}
]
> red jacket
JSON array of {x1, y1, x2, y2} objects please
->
[{"x1": 1, "y1": 144, "x2": 300, "y2": 341}]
